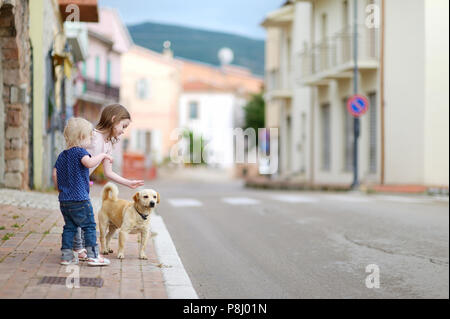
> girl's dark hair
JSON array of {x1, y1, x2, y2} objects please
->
[{"x1": 96, "y1": 104, "x2": 131, "y2": 144}]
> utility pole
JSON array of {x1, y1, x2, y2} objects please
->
[{"x1": 351, "y1": 0, "x2": 360, "y2": 189}]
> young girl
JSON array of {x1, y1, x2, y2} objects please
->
[
  {"x1": 53, "y1": 117, "x2": 111, "y2": 266},
  {"x1": 73, "y1": 104, "x2": 145, "y2": 260}
]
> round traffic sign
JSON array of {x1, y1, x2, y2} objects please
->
[{"x1": 347, "y1": 94, "x2": 369, "y2": 117}]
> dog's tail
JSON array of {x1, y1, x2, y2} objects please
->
[{"x1": 102, "y1": 182, "x2": 119, "y2": 202}]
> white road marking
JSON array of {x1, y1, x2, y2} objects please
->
[
  {"x1": 222, "y1": 197, "x2": 260, "y2": 205},
  {"x1": 271, "y1": 194, "x2": 319, "y2": 203},
  {"x1": 167, "y1": 198, "x2": 203, "y2": 207},
  {"x1": 295, "y1": 217, "x2": 321, "y2": 225},
  {"x1": 324, "y1": 195, "x2": 371, "y2": 203}
]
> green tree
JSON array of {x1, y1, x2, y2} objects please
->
[
  {"x1": 182, "y1": 129, "x2": 207, "y2": 165},
  {"x1": 243, "y1": 93, "x2": 265, "y2": 147}
]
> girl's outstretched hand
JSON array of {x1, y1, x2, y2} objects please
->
[{"x1": 128, "y1": 180, "x2": 145, "y2": 189}]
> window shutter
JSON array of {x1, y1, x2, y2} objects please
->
[
  {"x1": 321, "y1": 103, "x2": 331, "y2": 171},
  {"x1": 369, "y1": 92, "x2": 377, "y2": 173}
]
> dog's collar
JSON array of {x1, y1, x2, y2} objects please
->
[{"x1": 134, "y1": 205, "x2": 148, "y2": 220}]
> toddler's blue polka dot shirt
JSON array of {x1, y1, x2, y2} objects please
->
[{"x1": 54, "y1": 147, "x2": 91, "y2": 202}]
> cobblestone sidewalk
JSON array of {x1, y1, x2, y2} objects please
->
[{"x1": 0, "y1": 188, "x2": 168, "y2": 299}]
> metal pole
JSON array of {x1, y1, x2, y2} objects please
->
[{"x1": 351, "y1": 0, "x2": 360, "y2": 189}]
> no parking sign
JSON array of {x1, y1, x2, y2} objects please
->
[{"x1": 347, "y1": 94, "x2": 369, "y2": 117}]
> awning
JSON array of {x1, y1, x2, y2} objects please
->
[{"x1": 58, "y1": 0, "x2": 99, "y2": 22}]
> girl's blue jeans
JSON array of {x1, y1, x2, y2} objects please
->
[{"x1": 59, "y1": 200, "x2": 99, "y2": 261}]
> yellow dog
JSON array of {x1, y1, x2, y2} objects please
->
[{"x1": 98, "y1": 182, "x2": 160, "y2": 260}]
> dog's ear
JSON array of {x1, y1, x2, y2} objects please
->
[
  {"x1": 133, "y1": 192, "x2": 140, "y2": 203},
  {"x1": 156, "y1": 192, "x2": 160, "y2": 204}
]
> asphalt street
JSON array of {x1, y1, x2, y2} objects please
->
[{"x1": 94, "y1": 172, "x2": 449, "y2": 299}]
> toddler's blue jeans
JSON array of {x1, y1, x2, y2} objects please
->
[{"x1": 59, "y1": 200, "x2": 99, "y2": 261}]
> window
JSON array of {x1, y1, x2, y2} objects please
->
[
  {"x1": 342, "y1": 1, "x2": 349, "y2": 29},
  {"x1": 321, "y1": 103, "x2": 331, "y2": 171},
  {"x1": 82, "y1": 61, "x2": 87, "y2": 93},
  {"x1": 95, "y1": 56, "x2": 100, "y2": 83},
  {"x1": 133, "y1": 130, "x2": 152, "y2": 155},
  {"x1": 321, "y1": 13, "x2": 328, "y2": 41},
  {"x1": 267, "y1": 70, "x2": 278, "y2": 90},
  {"x1": 189, "y1": 101, "x2": 198, "y2": 119},
  {"x1": 343, "y1": 97, "x2": 353, "y2": 172},
  {"x1": 134, "y1": 130, "x2": 146, "y2": 151},
  {"x1": 368, "y1": 92, "x2": 377, "y2": 173},
  {"x1": 136, "y1": 78, "x2": 149, "y2": 100},
  {"x1": 320, "y1": 14, "x2": 328, "y2": 69},
  {"x1": 106, "y1": 60, "x2": 111, "y2": 86},
  {"x1": 299, "y1": 113, "x2": 307, "y2": 172},
  {"x1": 145, "y1": 131, "x2": 152, "y2": 154},
  {"x1": 287, "y1": 36, "x2": 292, "y2": 72}
]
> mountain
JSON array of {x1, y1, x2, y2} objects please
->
[{"x1": 126, "y1": 22, "x2": 265, "y2": 76}]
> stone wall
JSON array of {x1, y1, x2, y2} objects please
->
[{"x1": 0, "y1": 0, "x2": 31, "y2": 189}]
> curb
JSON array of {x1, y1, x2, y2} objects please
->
[
  {"x1": 244, "y1": 178, "x2": 350, "y2": 191},
  {"x1": 151, "y1": 214, "x2": 199, "y2": 299},
  {"x1": 244, "y1": 178, "x2": 449, "y2": 196}
]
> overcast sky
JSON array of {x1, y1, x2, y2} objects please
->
[{"x1": 98, "y1": 0, "x2": 286, "y2": 39}]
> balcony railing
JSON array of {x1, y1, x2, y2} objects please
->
[
  {"x1": 82, "y1": 78, "x2": 120, "y2": 101},
  {"x1": 300, "y1": 24, "x2": 378, "y2": 80}
]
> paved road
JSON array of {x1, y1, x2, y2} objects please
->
[{"x1": 92, "y1": 174, "x2": 449, "y2": 299}]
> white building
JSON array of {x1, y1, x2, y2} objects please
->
[
  {"x1": 179, "y1": 80, "x2": 247, "y2": 169},
  {"x1": 177, "y1": 58, "x2": 263, "y2": 171},
  {"x1": 262, "y1": 0, "x2": 449, "y2": 189}
]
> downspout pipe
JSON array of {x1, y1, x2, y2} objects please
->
[{"x1": 380, "y1": 0, "x2": 385, "y2": 184}]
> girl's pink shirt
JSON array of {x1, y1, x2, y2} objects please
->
[{"x1": 86, "y1": 129, "x2": 113, "y2": 176}]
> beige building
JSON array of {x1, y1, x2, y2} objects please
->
[
  {"x1": 262, "y1": 2, "x2": 310, "y2": 181},
  {"x1": 120, "y1": 44, "x2": 181, "y2": 165},
  {"x1": 121, "y1": 44, "x2": 263, "y2": 171},
  {"x1": 262, "y1": 0, "x2": 449, "y2": 189}
]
